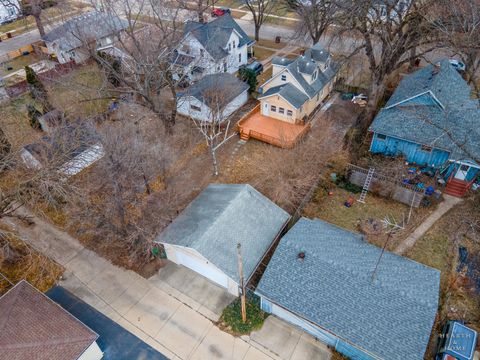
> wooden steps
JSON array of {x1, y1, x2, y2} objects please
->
[{"x1": 445, "y1": 179, "x2": 469, "y2": 197}]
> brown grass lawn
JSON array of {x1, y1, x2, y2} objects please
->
[
  {"x1": 47, "y1": 63, "x2": 111, "y2": 117},
  {"x1": 0, "y1": 53, "x2": 42, "y2": 77},
  {"x1": 0, "y1": 225, "x2": 64, "y2": 294},
  {"x1": 406, "y1": 196, "x2": 480, "y2": 356},
  {"x1": 252, "y1": 46, "x2": 276, "y2": 61},
  {"x1": 255, "y1": 39, "x2": 287, "y2": 50}
]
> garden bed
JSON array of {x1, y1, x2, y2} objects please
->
[{"x1": 218, "y1": 296, "x2": 268, "y2": 335}]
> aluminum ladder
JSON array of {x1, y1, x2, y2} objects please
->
[{"x1": 358, "y1": 167, "x2": 375, "y2": 203}]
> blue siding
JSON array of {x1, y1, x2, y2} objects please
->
[
  {"x1": 335, "y1": 340, "x2": 376, "y2": 360},
  {"x1": 370, "y1": 133, "x2": 450, "y2": 166},
  {"x1": 259, "y1": 296, "x2": 377, "y2": 360},
  {"x1": 444, "y1": 163, "x2": 480, "y2": 182}
]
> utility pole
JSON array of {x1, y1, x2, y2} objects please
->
[{"x1": 237, "y1": 243, "x2": 247, "y2": 323}]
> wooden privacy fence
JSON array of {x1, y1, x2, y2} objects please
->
[
  {"x1": 347, "y1": 164, "x2": 424, "y2": 207},
  {"x1": 6, "y1": 44, "x2": 34, "y2": 60}
]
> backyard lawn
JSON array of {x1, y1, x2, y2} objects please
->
[{"x1": 252, "y1": 46, "x2": 275, "y2": 61}]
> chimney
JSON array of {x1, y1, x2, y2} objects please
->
[
  {"x1": 433, "y1": 63, "x2": 441, "y2": 75},
  {"x1": 298, "y1": 252, "x2": 306, "y2": 260}
]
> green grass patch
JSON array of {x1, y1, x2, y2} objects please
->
[{"x1": 219, "y1": 297, "x2": 268, "y2": 335}]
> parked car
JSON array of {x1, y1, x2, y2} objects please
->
[
  {"x1": 447, "y1": 59, "x2": 466, "y2": 71},
  {"x1": 211, "y1": 7, "x2": 231, "y2": 17},
  {"x1": 243, "y1": 61, "x2": 263, "y2": 76}
]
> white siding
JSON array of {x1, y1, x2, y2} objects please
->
[
  {"x1": 177, "y1": 91, "x2": 248, "y2": 123},
  {"x1": 78, "y1": 341, "x2": 103, "y2": 360},
  {"x1": 0, "y1": 0, "x2": 20, "y2": 24},
  {"x1": 164, "y1": 244, "x2": 239, "y2": 295}
]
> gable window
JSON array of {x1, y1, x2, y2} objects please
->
[
  {"x1": 377, "y1": 133, "x2": 387, "y2": 140},
  {"x1": 281, "y1": 74, "x2": 287, "y2": 81},
  {"x1": 271, "y1": 105, "x2": 276, "y2": 112},
  {"x1": 228, "y1": 43, "x2": 231, "y2": 51},
  {"x1": 421, "y1": 145, "x2": 432, "y2": 152},
  {"x1": 287, "y1": 110, "x2": 293, "y2": 117},
  {"x1": 190, "y1": 104, "x2": 201, "y2": 112},
  {"x1": 312, "y1": 71, "x2": 317, "y2": 80},
  {"x1": 233, "y1": 40, "x2": 236, "y2": 48},
  {"x1": 200, "y1": 49, "x2": 204, "y2": 57},
  {"x1": 223, "y1": 61, "x2": 227, "y2": 72},
  {"x1": 239, "y1": 53, "x2": 241, "y2": 63},
  {"x1": 279, "y1": 107, "x2": 285, "y2": 114}
]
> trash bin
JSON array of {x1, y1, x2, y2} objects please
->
[
  {"x1": 275, "y1": 36, "x2": 281, "y2": 43},
  {"x1": 7, "y1": 32, "x2": 12, "y2": 39}
]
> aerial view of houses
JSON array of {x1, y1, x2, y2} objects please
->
[{"x1": 0, "y1": 0, "x2": 479, "y2": 360}]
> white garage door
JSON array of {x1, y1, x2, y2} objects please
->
[
  {"x1": 271, "y1": 304, "x2": 338, "y2": 347},
  {"x1": 176, "y1": 251, "x2": 229, "y2": 288}
]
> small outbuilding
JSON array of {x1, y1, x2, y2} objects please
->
[
  {"x1": 155, "y1": 184, "x2": 290, "y2": 295},
  {"x1": 256, "y1": 217, "x2": 440, "y2": 360},
  {"x1": 176, "y1": 73, "x2": 249, "y2": 123},
  {"x1": 0, "y1": 281, "x2": 102, "y2": 360}
]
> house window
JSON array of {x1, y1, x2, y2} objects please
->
[
  {"x1": 312, "y1": 71, "x2": 317, "y2": 80},
  {"x1": 377, "y1": 133, "x2": 387, "y2": 140},
  {"x1": 233, "y1": 40, "x2": 236, "y2": 48},
  {"x1": 200, "y1": 49, "x2": 204, "y2": 57},
  {"x1": 228, "y1": 43, "x2": 231, "y2": 51},
  {"x1": 223, "y1": 61, "x2": 227, "y2": 72},
  {"x1": 279, "y1": 107, "x2": 285, "y2": 114},
  {"x1": 281, "y1": 74, "x2": 287, "y2": 81},
  {"x1": 239, "y1": 53, "x2": 241, "y2": 63},
  {"x1": 316, "y1": 93, "x2": 320, "y2": 101},
  {"x1": 287, "y1": 110, "x2": 293, "y2": 117},
  {"x1": 421, "y1": 145, "x2": 432, "y2": 152},
  {"x1": 190, "y1": 105, "x2": 201, "y2": 112},
  {"x1": 271, "y1": 105, "x2": 276, "y2": 112}
]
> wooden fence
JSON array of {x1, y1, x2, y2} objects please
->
[{"x1": 347, "y1": 164, "x2": 424, "y2": 207}]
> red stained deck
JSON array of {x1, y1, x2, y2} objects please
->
[{"x1": 237, "y1": 106, "x2": 310, "y2": 148}]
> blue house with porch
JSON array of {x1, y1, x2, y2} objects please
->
[{"x1": 369, "y1": 60, "x2": 480, "y2": 196}]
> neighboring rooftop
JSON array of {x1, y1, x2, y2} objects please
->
[
  {"x1": 178, "y1": 73, "x2": 249, "y2": 108},
  {"x1": 257, "y1": 217, "x2": 440, "y2": 360},
  {"x1": 155, "y1": 184, "x2": 290, "y2": 282},
  {"x1": 43, "y1": 11, "x2": 128, "y2": 51},
  {"x1": 0, "y1": 281, "x2": 98, "y2": 360},
  {"x1": 264, "y1": 43, "x2": 339, "y2": 106},
  {"x1": 183, "y1": 14, "x2": 254, "y2": 61},
  {"x1": 259, "y1": 83, "x2": 309, "y2": 109},
  {"x1": 369, "y1": 59, "x2": 480, "y2": 161}
]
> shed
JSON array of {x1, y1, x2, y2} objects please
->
[
  {"x1": 0, "y1": 281, "x2": 102, "y2": 360},
  {"x1": 256, "y1": 217, "x2": 440, "y2": 360},
  {"x1": 155, "y1": 184, "x2": 290, "y2": 295},
  {"x1": 177, "y1": 73, "x2": 249, "y2": 123}
]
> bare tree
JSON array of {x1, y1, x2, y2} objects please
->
[
  {"x1": 244, "y1": 0, "x2": 277, "y2": 41},
  {"x1": 174, "y1": 0, "x2": 218, "y2": 23},
  {"x1": 429, "y1": 0, "x2": 480, "y2": 99},
  {"x1": 336, "y1": 0, "x2": 440, "y2": 126},
  {"x1": 182, "y1": 75, "x2": 243, "y2": 176},
  {"x1": 85, "y1": 0, "x2": 186, "y2": 134},
  {"x1": 287, "y1": 0, "x2": 339, "y2": 43}
]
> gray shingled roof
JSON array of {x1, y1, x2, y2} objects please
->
[
  {"x1": 155, "y1": 184, "x2": 290, "y2": 283},
  {"x1": 369, "y1": 60, "x2": 480, "y2": 162},
  {"x1": 43, "y1": 11, "x2": 128, "y2": 52},
  {"x1": 258, "y1": 83, "x2": 309, "y2": 109},
  {"x1": 178, "y1": 73, "x2": 249, "y2": 108},
  {"x1": 257, "y1": 217, "x2": 440, "y2": 360},
  {"x1": 269, "y1": 43, "x2": 339, "y2": 99},
  {"x1": 271, "y1": 56, "x2": 294, "y2": 67},
  {"x1": 184, "y1": 14, "x2": 254, "y2": 61}
]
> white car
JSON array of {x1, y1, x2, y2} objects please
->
[{"x1": 448, "y1": 59, "x2": 466, "y2": 71}]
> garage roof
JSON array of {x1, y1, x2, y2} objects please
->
[
  {"x1": 155, "y1": 184, "x2": 290, "y2": 283},
  {"x1": 0, "y1": 281, "x2": 98, "y2": 360},
  {"x1": 256, "y1": 217, "x2": 440, "y2": 360}
]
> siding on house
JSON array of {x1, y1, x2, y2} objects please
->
[
  {"x1": 370, "y1": 132, "x2": 450, "y2": 166},
  {"x1": 443, "y1": 161, "x2": 480, "y2": 182}
]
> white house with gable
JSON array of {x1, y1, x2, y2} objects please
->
[
  {"x1": 0, "y1": 0, "x2": 20, "y2": 24},
  {"x1": 172, "y1": 14, "x2": 254, "y2": 82}
]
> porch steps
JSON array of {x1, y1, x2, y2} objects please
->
[{"x1": 445, "y1": 179, "x2": 469, "y2": 197}]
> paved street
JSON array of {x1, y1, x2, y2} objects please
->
[{"x1": 4, "y1": 210, "x2": 332, "y2": 360}]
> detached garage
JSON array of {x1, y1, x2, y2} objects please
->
[
  {"x1": 176, "y1": 73, "x2": 249, "y2": 123},
  {"x1": 256, "y1": 217, "x2": 440, "y2": 360},
  {"x1": 155, "y1": 184, "x2": 290, "y2": 296}
]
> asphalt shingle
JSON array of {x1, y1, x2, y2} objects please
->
[
  {"x1": 155, "y1": 184, "x2": 290, "y2": 283},
  {"x1": 258, "y1": 83, "x2": 309, "y2": 109},
  {"x1": 256, "y1": 217, "x2": 440, "y2": 360}
]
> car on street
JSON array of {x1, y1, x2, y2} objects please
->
[{"x1": 211, "y1": 7, "x2": 231, "y2": 17}]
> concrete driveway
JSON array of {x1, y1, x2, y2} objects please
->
[{"x1": 149, "y1": 262, "x2": 235, "y2": 320}]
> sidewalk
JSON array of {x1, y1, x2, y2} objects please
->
[
  {"x1": 3, "y1": 210, "x2": 331, "y2": 360},
  {"x1": 394, "y1": 194, "x2": 462, "y2": 254}
]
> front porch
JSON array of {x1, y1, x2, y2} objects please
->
[
  {"x1": 237, "y1": 105, "x2": 310, "y2": 149},
  {"x1": 443, "y1": 160, "x2": 480, "y2": 197}
]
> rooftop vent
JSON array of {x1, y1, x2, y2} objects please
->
[{"x1": 298, "y1": 252, "x2": 305, "y2": 260}]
